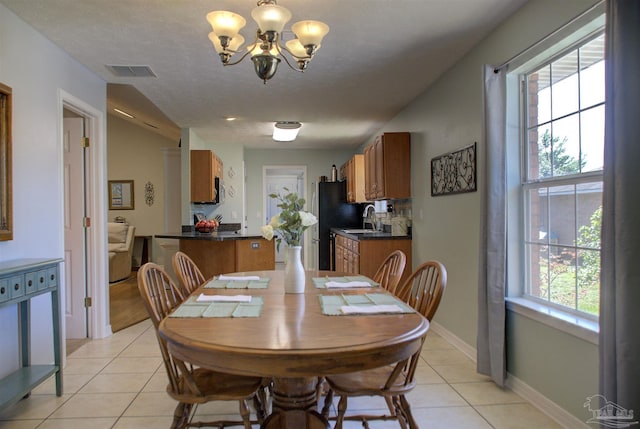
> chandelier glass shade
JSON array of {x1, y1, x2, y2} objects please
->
[{"x1": 206, "y1": 0, "x2": 329, "y2": 83}]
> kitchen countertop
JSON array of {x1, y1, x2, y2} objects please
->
[
  {"x1": 331, "y1": 227, "x2": 411, "y2": 240},
  {"x1": 155, "y1": 231, "x2": 266, "y2": 241}
]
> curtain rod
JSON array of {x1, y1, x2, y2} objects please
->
[{"x1": 493, "y1": 0, "x2": 604, "y2": 73}]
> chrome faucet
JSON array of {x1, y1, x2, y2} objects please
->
[{"x1": 363, "y1": 204, "x2": 376, "y2": 230}]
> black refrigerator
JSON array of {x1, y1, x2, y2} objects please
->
[{"x1": 315, "y1": 181, "x2": 363, "y2": 270}]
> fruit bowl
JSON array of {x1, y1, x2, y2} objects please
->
[
  {"x1": 196, "y1": 226, "x2": 218, "y2": 233},
  {"x1": 195, "y1": 219, "x2": 219, "y2": 233}
]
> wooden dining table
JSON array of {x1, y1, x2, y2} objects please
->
[{"x1": 158, "y1": 270, "x2": 429, "y2": 429}]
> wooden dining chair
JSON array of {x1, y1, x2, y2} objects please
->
[
  {"x1": 321, "y1": 260, "x2": 447, "y2": 429},
  {"x1": 394, "y1": 260, "x2": 447, "y2": 321},
  {"x1": 137, "y1": 263, "x2": 265, "y2": 429},
  {"x1": 317, "y1": 250, "x2": 405, "y2": 405},
  {"x1": 372, "y1": 250, "x2": 407, "y2": 295},
  {"x1": 172, "y1": 251, "x2": 206, "y2": 296}
]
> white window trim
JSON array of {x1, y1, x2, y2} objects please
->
[
  {"x1": 506, "y1": 297, "x2": 598, "y2": 344},
  {"x1": 505, "y1": 5, "x2": 605, "y2": 337}
]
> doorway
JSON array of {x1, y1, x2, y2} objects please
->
[
  {"x1": 61, "y1": 91, "x2": 110, "y2": 346},
  {"x1": 263, "y1": 166, "x2": 307, "y2": 264}
]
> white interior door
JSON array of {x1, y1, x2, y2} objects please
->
[
  {"x1": 63, "y1": 116, "x2": 88, "y2": 339},
  {"x1": 266, "y1": 176, "x2": 301, "y2": 263}
]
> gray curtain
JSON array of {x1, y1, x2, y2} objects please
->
[
  {"x1": 599, "y1": 0, "x2": 640, "y2": 417},
  {"x1": 477, "y1": 65, "x2": 507, "y2": 387}
]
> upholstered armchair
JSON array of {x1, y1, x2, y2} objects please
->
[{"x1": 108, "y1": 222, "x2": 135, "y2": 283}]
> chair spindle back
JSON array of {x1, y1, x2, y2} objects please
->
[
  {"x1": 372, "y1": 250, "x2": 407, "y2": 295},
  {"x1": 396, "y1": 260, "x2": 447, "y2": 321},
  {"x1": 173, "y1": 251, "x2": 206, "y2": 296}
]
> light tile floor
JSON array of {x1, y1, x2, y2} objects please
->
[{"x1": 0, "y1": 320, "x2": 563, "y2": 428}]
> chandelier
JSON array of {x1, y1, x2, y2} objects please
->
[{"x1": 206, "y1": 1, "x2": 329, "y2": 83}]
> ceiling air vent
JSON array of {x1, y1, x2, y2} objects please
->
[{"x1": 106, "y1": 65, "x2": 156, "y2": 78}]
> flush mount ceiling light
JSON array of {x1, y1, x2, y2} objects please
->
[
  {"x1": 273, "y1": 121, "x2": 302, "y2": 141},
  {"x1": 206, "y1": 1, "x2": 329, "y2": 83}
]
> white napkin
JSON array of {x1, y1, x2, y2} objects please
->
[
  {"x1": 340, "y1": 304, "x2": 403, "y2": 314},
  {"x1": 197, "y1": 293, "x2": 252, "y2": 302},
  {"x1": 325, "y1": 281, "x2": 371, "y2": 288},
  {"x1": 218, "y1": 275, "x2": 260, "y2": 281}
]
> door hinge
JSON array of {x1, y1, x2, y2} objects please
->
[
  {"x1": 84, "y1": 297, "x2": 92, "y2": 307},
  {"x1": 83, "y1": 217, "x2": 91, "y2": 228},
  {"x1": 82, "y1": 137, "x2": 90, "y2": 148}
]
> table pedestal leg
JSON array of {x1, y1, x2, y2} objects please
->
[{"x1": 262, "y1": 377, "x2": 330, "y2": 429}]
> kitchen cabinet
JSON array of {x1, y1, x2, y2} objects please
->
[
  {"x1": 177, "y1": 236, "x2": 275, "y2": 279},
  {"x1": 334, "y1": 233, "x2": 412, "y2": 285},
  {"x1": 335, "y1": 234, "x2": 360, "y2": 274},
  {"x1": 364, "y1": 132, "x2": 411, "y2": 200},
  {"x1": 0, "y1": 259, "x2": 63, "y2": 412},
  {"x1": 341, "y1": 154, "x2": 366, "y2": 203},
  {"x1": 190, "y1": 150, "x2": 223, "y2": 203}
]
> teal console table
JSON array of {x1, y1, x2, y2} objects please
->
[{"x1": 0, "y1": 258, "x2": 63, "y2": 412}]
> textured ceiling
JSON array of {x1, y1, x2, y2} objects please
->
[{"x1": 1, "y1": 0, "x2": 528, "y2": 149}]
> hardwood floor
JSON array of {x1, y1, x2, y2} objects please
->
[{"x1": 109, "y1": 272, "x2": 149, "y2": 333}]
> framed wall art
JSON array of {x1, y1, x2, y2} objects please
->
[
  {"x1": 0, "y1": 83, "x2": 13, "y2": 241},
  {"x1": 108, "y1": 180, "x2": 135, "y2": 210},
  {"x1": 430, "y1": 142, "x2": 477, "y2": 196}
]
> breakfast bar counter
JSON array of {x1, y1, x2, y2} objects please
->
[
  {"x1": 155, "y1": 231, "x2": 275, "y2": 278},
  {"x1": 155, "y1": 231, "x2": 265, "y2": 241}
]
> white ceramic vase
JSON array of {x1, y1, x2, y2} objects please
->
[{"x1": 284, "y1": 245, "x2": 305, "y2": 294}]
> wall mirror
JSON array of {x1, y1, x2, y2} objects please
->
[{"x1": 0, "y1": 83, "x2": 12, "y2": 241}]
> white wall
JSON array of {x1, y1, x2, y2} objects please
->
[
  {"x1": 107, "y1": 113, "x2": 178, "y2": 235},
  {"x1": 0, "y1": 4, "x2": 106, "y2": 374},
  {"x1": 377, "y1": 0, "x2": 600, "y2": 421}
]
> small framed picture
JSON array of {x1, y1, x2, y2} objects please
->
[
  {"x1": 0, "y1": 82, "x2": 13, "y2": 241},
  {"x1": 108, "y1": 180, "x2": 135, "y2": 210}
]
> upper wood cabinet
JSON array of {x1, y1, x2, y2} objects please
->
[
  {"x1": 341, "y1": 154, "x2": 366, "y2": 203},
  {"x1": 364, "y1": 132, "x2": 411, "y2": 200},
  {"x1": 190, "y1": 149, "x2": 223, "y2": 203}
]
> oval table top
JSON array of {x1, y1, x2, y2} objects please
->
[{"x1": 158, "y1": 270, "x2": 429, "y2": 379}]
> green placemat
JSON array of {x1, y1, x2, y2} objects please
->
[
  {"x1": 204, "y1": 278, "x2": 270, "y2": 289},
  {"x1": 319, "y1": 293, "x2": 414, "y2": 316},
  {"x1": 169, "y1": 303, "x2": 210, "y2": 318},
  {"x1": 170, "y1": 296, "x2": 264, "y2": 318},
  {"x1": 312, "y1": 275, "x2": 379, "y2": 288},
  {"x1": 231, "y1": 304, "x2": 263, "y2": 318}
]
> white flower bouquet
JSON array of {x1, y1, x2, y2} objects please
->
[{"x1": 260, "y1": 189, "x2": 317, "y2": 251}]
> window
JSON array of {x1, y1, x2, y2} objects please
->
[{"x1": 520, "y1": 33, "x2": 604, "y2": 319}]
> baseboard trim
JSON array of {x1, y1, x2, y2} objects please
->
[
  {"x1": 505, "y1": 375, "x2": 591, "y2": 429},
  {"x1": 428, "y1": 322, "x2": 588, "y2": 429},
  {"x1": 430, "y1": 322, "x2": 477, "y2": 362}
]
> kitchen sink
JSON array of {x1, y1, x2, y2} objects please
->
[{"x1": 341, "y1": 229, "x2": 377, "y2": 234}]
